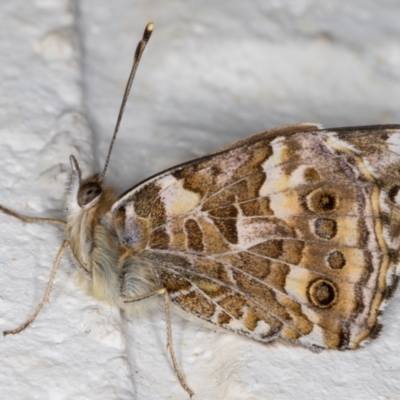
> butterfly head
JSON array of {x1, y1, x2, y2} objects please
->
[
  {"x1": 78, "y1": 181, "x2": 102, "y2": 208},
  {"x1": 66, "y1": 155, "x2": 103, "y2": 216}
]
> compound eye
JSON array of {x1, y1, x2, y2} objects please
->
[{"x1": 78, "y1": 182, "x2": 102, "y2": 206}]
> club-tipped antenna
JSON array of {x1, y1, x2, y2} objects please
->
[{"x1": 99, "y1": 22, "x2": 154, "y2": 181}]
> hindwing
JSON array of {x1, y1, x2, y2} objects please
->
[{"x1": 110, "y1": 123, "x2": 400, "y2": 350}]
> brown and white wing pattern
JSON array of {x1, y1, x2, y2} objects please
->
[{"x1": 111, "y1": 124, "x2": 400, "y2": 351}]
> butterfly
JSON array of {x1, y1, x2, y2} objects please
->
[{"x1": 2, "y1": 22, "x2": 400, "y2": 397}]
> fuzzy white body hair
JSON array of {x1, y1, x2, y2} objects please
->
[{"x1": 65, "y1": 158, "x2": 161, "y2": 317}]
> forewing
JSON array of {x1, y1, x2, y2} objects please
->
[{"x1": 111, "y1": 124, "x2": 400, "y2": 350}]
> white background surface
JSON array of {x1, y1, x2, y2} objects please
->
[{"x1": 1, "y1": 1, "x2": 400, "y2": 399}]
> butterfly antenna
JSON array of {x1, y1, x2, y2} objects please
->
[{"x1": 99, "y1": 22, "x2": 154, "y2": 181}]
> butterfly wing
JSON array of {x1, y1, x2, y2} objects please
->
[{"x1": 111, "y1": 123, "x2": 400, "y2": 350}]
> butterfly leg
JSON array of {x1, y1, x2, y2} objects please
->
[
  {"x1": 3, "y1": 240, "x2": 70, "y2": 336},
  {"x1": 122, "y1": 287, "x2": 166, "y2": 303},
  {"x1": 0, "y1": 204, "x2": 66, "y2": 226},
  {"x1": 123, "y1": 288, "x2": 195, "y2": 398}
]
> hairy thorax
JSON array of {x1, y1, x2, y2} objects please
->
[{"x1": 67, "y1": 183, "x2": 160, "y2": 315}]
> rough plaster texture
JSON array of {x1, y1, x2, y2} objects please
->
[{"x1": 1, "y1": 1, "x2": 400, "y2": 399}]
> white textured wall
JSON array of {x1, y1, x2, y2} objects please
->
[{"x1": 1, "y1": 1, "x2": 400, "y2": 399}]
